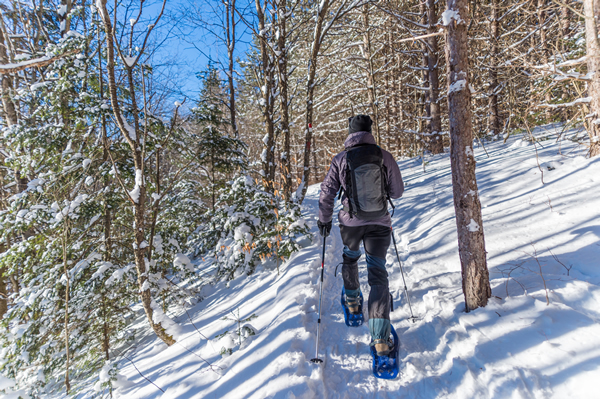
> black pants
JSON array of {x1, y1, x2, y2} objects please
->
[{"x1": 340, "y1": 224, "x2": 391, "y2": 339}]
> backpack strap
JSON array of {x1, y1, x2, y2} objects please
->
[
  {"x1": 340, "y1": 187, "x2": 354, "y2": 218},
  {"x1": 382, "y1": 163, "x2": 395, "y2": 210},
  {"x1": 341, "y1": 150, "x2": 354, "y2": 218}
]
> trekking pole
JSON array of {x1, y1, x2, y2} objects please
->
[
  {"x1": 391, "y1": 227, "x2": 418, "y2": 323},
  {"x1": 310, "y1": 235, "x2": 327, "y2": 364}
]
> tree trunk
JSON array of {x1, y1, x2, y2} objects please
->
[
  {"x1": 0, "y1": 276, "x2": 6, "y2": 318},
  {"x1": 362, "y1": 4, "x2": 380, "y2": 144},
  {"x1": 98, "y1": 0, "x2": 175, "y2": 345},
  {"x1": 444, "y1": 0, "x2": 491, "y2": 311},
  {"x1": 277, "y1": 0, "x2": 292, "y2": 202},
  {"x1": 396, "y1": 52, "x2": 404, "y2": 156},
  {"x1": 427, "y1": 0, "x2": 443, "y2": 154},
  {"x1": 103, "y1": 205, "x2": 112, "y2": 262},
  {"x1": 0, "y1": 28, "x2": 17, "y2": 127},
  {"x1": 384, "y1": 23, "x2": 391, "y2": 147},
  {"x1": 537, "y1": 0, "x2": 552, "y2": 120},
  {"x1": 101, "y1": 294, "x2": 110, "y2": 361},
  {"x1": 148, "y1": 150, "x2": 160, "y2": 261},
  {"x1": 419, "y1": 2, "x2": 432, "y2": 157},
  {"x1": 488, "y1": 0, "x2": 501, "y2": 137},
  {"x1": 226, "y1": 0, "x2": 238, "y2": 137},
  {"x1": 584, "y1": 0, "x2": 600, "y2": 156},
  {"x1": 256, "y1": 0, "x2": 276, "y2": 187},
  {"x1": 58, "y1": 0, "x2": 72, "y2": 37},
  {"x1": 299, "y1": 0, "x2": 331, "y2": 203},
  {"x1": 62, "y1": 225, "x2": 71, "y2": 393},
  {"x1": 0, "y1": 25, "x2": 14, "y2": 319},
  {"x1": 211, "y1": 154, "x2": 216, "y2": 209},
  {"x1": 560, "y1": 2, "x2": 571, "y2": 39}
]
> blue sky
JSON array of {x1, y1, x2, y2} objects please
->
[{"x1": 142, "y1": 0, "x2": 255, "y2": 103}]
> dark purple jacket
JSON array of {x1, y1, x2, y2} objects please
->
[{"x1": 318, "y1": 131, "x2": 404, "y2": 227}]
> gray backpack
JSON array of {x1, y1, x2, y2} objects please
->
[{"x1": 341, "y1": 144, "x2": 390, "y2": 220}]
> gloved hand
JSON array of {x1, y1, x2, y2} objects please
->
[{"x1": 317, "y1": 220, "x2": 332, "y2": 237}]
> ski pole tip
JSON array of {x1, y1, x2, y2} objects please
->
[{"x1": 310, "y1": 358, "x2": 323, "y2": 364}]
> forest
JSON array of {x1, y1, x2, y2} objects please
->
[{"x1": 0, "y1": 0, "x2": 599, "y2": 397}]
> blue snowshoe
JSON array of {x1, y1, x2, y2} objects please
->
[
  {"x1": 370, "y1": 325, "x2": 400, "y2": 379},
  {"x1": 341, "y1": 288, "x2": 364, "y2": 327}
]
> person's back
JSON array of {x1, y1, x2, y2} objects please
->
[{"x1": 318, "y1": 115, "x2": 404, "y2": 356}]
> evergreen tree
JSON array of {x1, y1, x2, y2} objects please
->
[{"x1": 191, "y1": 64, "x2": 246, "y2": 208}]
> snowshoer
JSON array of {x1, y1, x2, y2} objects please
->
[{"x1": 317, "y1": 114, "x2": 404, "y2": 356}]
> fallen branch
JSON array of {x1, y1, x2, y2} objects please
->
[{"x1": 0, "y1": 49, "x2": 80, "y2": 74}]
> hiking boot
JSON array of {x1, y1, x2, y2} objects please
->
[
  {"x1": 371, "y1": 336, "x2": 394, "y2": 357},
  {"x1": 345, "y1": 295, "x2": 361, "y2": 315}
]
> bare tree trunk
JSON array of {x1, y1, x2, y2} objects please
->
[
  {"x1": 537, "y1": 0, "x2": 552, "y2": 120},
  {"x1": 102, "y1": 178, "x2": 112, "y2": 363},
  {"x1": 101, "y1": 294, "x2": 110, "y2": 361},
  {"x1": 584, "y1": 0, "x2": 600, "y2": 156},
  {"x1": 256, "y1": 0, "x2": 276, "y2": 187},
  {"x1": 427, "y1": 0, "x2": 443, "y2": 154},
  {"x1": 226, "y1": 0, "x2": 238, "y2": 137},
  {"x1": 0, "y1": 28, "x2": 17, "y2": 127},
  {"x1": 98, "y1": 0, "x2": 175, "y2": 346},
  {"x1": 62, "y1": 225, "x2": 71, "y2": 393},
  {"x1": 0, "y1": 275, "x2": 6, "y2": 318},
  {"x1": 0, "y1": 25, "x2": 14, "y2": 319},
  {"x1": 396, "y1": 52, "x2": 405, "y2": 156},
  {"x1": 560, "y1": 2, "x2": 571, "y2": 39},
  {"x1": 384, "y1": 21, "x2": 392, "y2": 149},
  {"x1": 99, "y1": 21, "x2": 112, "y2": 265},
  {"x1": 362, "y1": 4, "x2": 380, "y2": 144},
  {"x1": 101, "y1": 58, "x2": 113, "y2": 361},
  {"x1": 444, "y1": 0, "x2": 491, "y2": 311},
  {"x1": 419, "y1": 2, "x2": 432, "y2": 156},
  {"x1": 391, "y1": 33, "x2": 401, "y2": 156},
  {"x1": 312, "y1": 135, "x2": 318, "y2": 181},
  {"x1": 299, "y1": 0, "x2": 331, "y2": 203},
  {"x1": 488, "y1": 0, "x2": 501, "y2": 137},
  {"x1": 276, "y1": 0, "x2": 292, "y2": 202},
  {"x1": 418, "y1": 0, "x2": 431, "y2": 141},
  {"x1": 58, "y1": 0, "x2": 72, "y2": 37}
]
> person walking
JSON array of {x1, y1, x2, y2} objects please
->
[{"x1": 317, "y1": 114, "x2": 404, "y2": 356}]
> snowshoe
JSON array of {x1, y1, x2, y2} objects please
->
[
  {"x1": 370, "y1": 325, "x2": 400, "y2": 379},
  {"x1": 341, "y1": 288, "x2": 364, "y2": 327}
]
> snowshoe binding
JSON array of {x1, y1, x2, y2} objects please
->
[
  {"x1": 370, "y1": 325, "x2": 400, "y2": 379},
  {"x1": 341, "y1": 288, "x2": 364, "y2": 327}
]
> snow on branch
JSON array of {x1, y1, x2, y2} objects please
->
[
  {"x1": 0, "y1": 49, "x2": 80, "y2": 74},
  {"x1": 396, "y1": 30, "x2": 444, "y2": 44},
  {"x1": 532, "y1": 56, "x2": 588, "y2": 70},
  {"x1": 406, "y1": 83, "x2": 431, "y2": 91},
  {"x1": 537, "y1": 97, "x2": 591, "y2": 109}
]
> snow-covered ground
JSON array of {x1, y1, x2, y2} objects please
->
[{"x1": 66, "y1": 126, "x2": 600, "y2": 398}]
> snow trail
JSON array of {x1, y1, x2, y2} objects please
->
[{"x1": 73, "y1": 125, "x2": 600, "y2": 399}]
